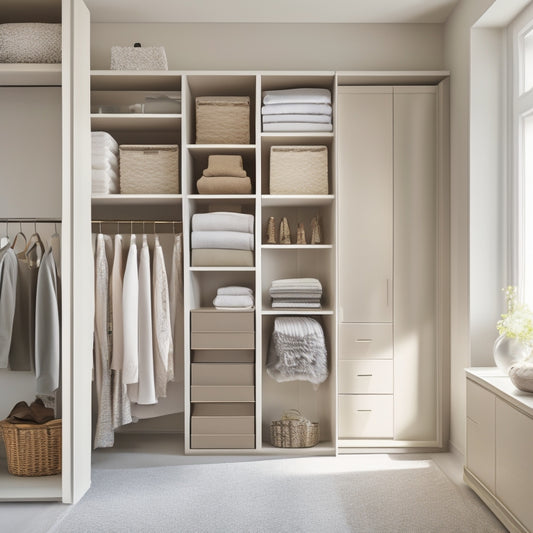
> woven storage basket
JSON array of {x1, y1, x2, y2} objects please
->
[
  {"x1": 270, "y1": 145, "x2": 328, "y2": 195},
  {"x1": 196, "y1": 96, "x2": 250, "y2": 144},
  {"x1": 0, "y1": 419, "x2": 61, "y2": 477},
  {"x1": 110, "y1": 44, "x2": 168, "y2": 70},
  {"x1": 270, "y1": 410, "x2": 319, "y2": 448},
  {"x1": 119, "y1": 144, "x2": 179, "y2": 194}
]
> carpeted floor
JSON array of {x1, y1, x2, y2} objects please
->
[{"x1": 47, "y1": 455, "x2": 505, "y2": 533}]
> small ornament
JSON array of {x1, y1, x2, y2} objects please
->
[
  {"x1": 310, "y1": 216, "x2": 321, "y2": 245},
  {"x1": 296, "y1": 222, "x2": 306, "y2": 244},
  {"x1": 266, "y1": 217, "x2": 276, "y2": 244},
  {"x1": 279, "y1": 217, "x2": 291, "y2": 244}
]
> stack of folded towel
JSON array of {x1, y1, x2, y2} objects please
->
[
  {"x1": 269, "y1": 278, "x2": 322, "y2": 308},
  {"x1": 213, "y1": 286, "x2": 254, "y2": 309},
  {"x1": 191, "y1": 212, "x2": 255, "y2": 267},
  {"x1": 196, "y1": 155, "x2": 252, "y2": 195},
  {"x1": 92, "y1": 131, "x2": 119, "y2": 194},
  {"x1": 261, "y1": 88, "x2": 332, "y2": 132}
]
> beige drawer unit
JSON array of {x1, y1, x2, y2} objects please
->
[
  {"x1": 338, "y1": 394, "x2": 393, "y2": 438},
  {"x1": 339, "y1": 323, "x2": 393, "y2": 359},
  {"x1": 191, "y1": 434, "x2": 255, "y2": 449},
  {"x1": 191, "y1": 309, "x2": 254, "y2": 332},
  {"x1": 191, "y1": 363, "x2": 254, "y2": 386},
  {"x1": 192, "y1": 350, "x2": 255, "y2": 363},
  {"x1": 191, "y1": 403, "x2": 255, "y2": 434},
  {"x1": 338, "y1": 360, "x2": 393, "y2": 394},
  {"x1": 190, "y1": 385, "x2": 255, "y2": 403},
  {"x1": 191, "y1": 332, "x2": 255, "y2": 350}
]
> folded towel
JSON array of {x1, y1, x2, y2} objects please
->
[
  {"x1": 92, "y1": 153, "x2": 119, "y2": 172},
  {"x1": 92, "y1": 167, "x2": 118, "y2": 183},
  {"x1": 263, "y1": 88, "x2": 331, "y2": 105},
  {"x1": 263, "y1": 114, "x2": 332, "y2": 124},
  {"x1": 271, "y1": 302, "x2": 321, "y2": 308},
  {"x1": 196, "y1": 176, "x2": 252, "y2": 195},
  {"x1": 262, "y1": 103, "x2": 332, "y2": 115},
  {"x1": 213, "y1": 294, "x2": 254, "y2": 309},
  {"x1": 91, "y1": 131, "x2": 119, "y2": 152},
  {"x1": 191, "y1": 231, "x2": 254, "y2": 251},
  {"x1": 217, "y1": 286, "x2": 254, "y2": 296},
  {"x1": 263, "y1": 122, "x2": 333, "y2": 132},
  {"x1": 203, "y1": 155, "x2": 247, "y2": 178},
  {"x1": 192, "y1": 212, "x2": 254, "y2": 233},
  {"x1": 92, "y1": 168, "x2": 119, "y2": 194},
  {"x1": 270, "y1": 293, "x2": 322, "y2": 300},
  {"x1": 272, "y1": 278, "x2": 322, "y2": 288},
  {"x1": 191, "y1": 249, "x2": 254, "y2": 267}
]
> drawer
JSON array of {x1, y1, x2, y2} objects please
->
[
  {"x1": 339, "y1": 323, "x2": 393, "y2": 359},
  {"x1": 191, "y1": 403, "x2": 254, "y2": 434},
  {"x1": 338, "y1": 360, "x2": 393, "y2": 394},
  {"x1": 191, "y1": 363, "x2": 254, "y2": 386},
  {"x1": 191, "y1": 434, "x2": 255, "y2": 449},
  {"x1": 191, "y1": 385, "x2": 255, "y2": 402},
  {"x1": 191, "y1": 309, "x2": 254, "y2": 332},
  {"x1": 191, "y1": 332, "x2": 255, "y2": 350},
  {"x1": 193, "y1": 350, "x2": 255, "y2": 363},
  {"x1": 466, "y1": 380, "x2": 494, "y2": 425},
  {"x1": 338, "y1": 394, "x2": 393, "y2": 438}
]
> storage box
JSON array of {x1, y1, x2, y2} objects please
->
[
  {"x1": 119, "y1": 144, "x2": 179, "y2": 194},
  {"x1": 269, "y1": 145, "x2": 328, "y2": 195},
  {"x1": 0, "y1": 23, "x2": 61, "y2": 63},
  {"x1": 195, "y1": 96, "x2": 250, "y2": 144},
  {"x1": 110, "y1": 44, "x2": 168, "y2": 71}
]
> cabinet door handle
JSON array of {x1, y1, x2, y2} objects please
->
[
  {"x1": 357, "y1": 409, "x2": 372, "y2": 412},
  {"x1": 357, "y1": 373, "x2": 373, "y2": 377},
  {"x1": 355, "y1": 338, "x2": 372, "y2": 343}
]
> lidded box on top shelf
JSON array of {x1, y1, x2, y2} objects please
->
[
  {"x1": 195, "y1": 96, "x2": 250, "y2": 144},
  {"x1": 0, "y1": 23, "x2": 61, "y2": 63}
]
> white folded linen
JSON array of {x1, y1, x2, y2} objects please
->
[
  {"x1": 262, "y1": 114, "x2": 332, "y2": 124},
  {"x1": 92, "y1": 153, "x2": 119, "y2": 172},
  {"x1": 92, "y1": 169, "x2": 119, "y2": 194},
  {"x1": 92, "y1": 167, "x2": 118, "y2": 183},
  {"x1": 191, "y1": 212, "x2": 254, "y2": 233},
  {"x1": 271, "y1": 302, "x2": 321, "y2": 308},
  {"x1": 262, "y1": 103, "x2": 332, "y2": 115},
  {"x1": 213, "y1": 294, "x2": 254, "y2": 309},
  {"x1": 91, "y1": 131, "x2": 119, "y2": 152},
  {"x1": 263, "y1": 88, "x2": 331, "y2": 105},
  {"x1": 263, "y1": 122, "x2": 333, "y2": 132},
  {"x1": 191, "y1": 231, "x2": 254, "y2": 251},
  {"x1": 272, "y1": 278, "x2": 321, "y2": 285},
  {"x1": 217, "y1": 286, "x2": 254, "y2": 296}
]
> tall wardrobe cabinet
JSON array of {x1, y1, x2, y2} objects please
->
[{"x1": 337, "y1": 85, "x2": 447, "y2": 448}]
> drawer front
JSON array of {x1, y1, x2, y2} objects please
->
[
  {"x1": 338, "y1": 394, "x2": 393, "y2": 438},
  {"x1": 191, "y1": 363, "x2": 254, "y2": 386},
  {"x1": 338, "y1": 360, "x2": 393, "y2": 394},
  {"x1": 191, "y1": 385, "x2": 255, "y2": 403},
  {"x1": 191, "y1": 332, "x2": 255, "y2": 350},
  {"x1": 191, "y1": 416, "x2": 255, "y2": 434},
  {"x1": 339, "y1": 323, "x2": 393, "y2": 359},
  {"x1": 192, "y1": 350, "x2": 255, "y2": 363},
  {"x1": 466, "y1": 379, "x2": 494, "y2": 426},
  {"x1": 191, "y1": 434, "x2": 255, "y2": 449},
  {"x1": 191, "y1": 309, "x2": 254, "y2": 332}
]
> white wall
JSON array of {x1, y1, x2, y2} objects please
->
[{"x1": 90, "y1": 22, "x2": 445, "y2": 70}]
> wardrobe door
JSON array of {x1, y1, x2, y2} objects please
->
[
  {"x1": 393, "y1": 87, "x2": 437, "y2": 441},
  {"x1": 337, "y1": 87, "x2": 393, "y2": 323}
]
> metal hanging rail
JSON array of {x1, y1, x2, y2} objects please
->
[{"x1": 0, "y1": 218, "x2": 61, "y2": 223}]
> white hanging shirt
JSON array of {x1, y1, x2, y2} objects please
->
[{"x1": 0, "y1": 246, "x2": 17, "y2": 368}]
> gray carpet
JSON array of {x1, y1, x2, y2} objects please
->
[{"x1": 49, "y1": 456, "x2": 505, "y2": 533}]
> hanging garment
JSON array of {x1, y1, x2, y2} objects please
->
[
  {"x1": 110, "y1": 234, "x2": 132, "y2": 430},
  {"x1": 152, "y1": 235, "x2": 173, "y2": 399},
  {"x1": 9, "y1": 244, "x2": 41, "y2": 371},
  {"x1": 137, "y1": 235, "x2": 156, "y2": 405},
  {"x1": 34, "y1": 247, "x2": 60, "y2": 395},
  {"x1": 122, "y1": 234, "x2": 139, "y2": 403},
  {"x1": 169, "y1": 233, "x2": 183, "y2": 384},
  {"x1": 93, "y1": 233, "x2": 114, "y2": 448},
  {"x1": 0, "y1": 246, "x2": 17, "y2": 368},
  {"x1": 50, "y1": 229, "x2": 61, "y2": 279}
]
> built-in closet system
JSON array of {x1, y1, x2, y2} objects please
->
[{"x1": 0, "y1": 0, "x2": 450, "y2": 505}]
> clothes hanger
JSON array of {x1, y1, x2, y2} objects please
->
[
  {"x1": 0, "y1": 221, "x2": 9, "y2": 248},
  {"x1": 11, "y1": 221, "x2": 27, "y2": 253},
  {"x1": 23, "y1": 220, "x2": 45, "y2": 266}
]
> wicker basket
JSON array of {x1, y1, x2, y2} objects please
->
[
  {"x1": 270, "y1": 410, "x2": 319, "y2": 448},
  {"x1": 119, "y1": 144, "x2": 179, "y2": 194},
  {"x1": 196, "y1": 96, "x2": 250, "y2": 144},
  {"x1": 270, "y1": 145, "x2": 328, "y2": 195},
  {"x1": 0, "y1": 419, "x2": 61, "y2": 477}
]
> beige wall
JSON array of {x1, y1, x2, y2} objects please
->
[{"x1": 90, "y1": 22, "x2": 445, "y2": 70}]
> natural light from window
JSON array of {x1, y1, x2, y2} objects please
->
[
  {"x1": 522, "y1": 114, "x2": 533, "y2": 306},
  {"x1": 523, "y1": 27, "x2": 533, "y2": 93}
]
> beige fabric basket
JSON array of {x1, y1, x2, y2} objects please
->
[
  {"x1": 196, "y1": 96, "x2": 250, "y2": 144},
  {"x1": 270, "y1": 410, "x2": 319, "y2": 448},
  {"x1": 119, "y1": 145, "x2": 179, "y2": 194},
  {"x1": 269, "y1": 145, "x2": 328, "y2": 195}
]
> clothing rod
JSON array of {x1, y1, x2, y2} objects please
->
[
  {"x1": 0, "y1": 218, "x2": 61, "y2": 223},
  {"x1": 91, "y1": 220, "x2": 182, "y2": 224}
]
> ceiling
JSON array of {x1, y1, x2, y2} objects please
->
[{"x1": 84, "y1": 0, "x2": 460, "y2": 24}]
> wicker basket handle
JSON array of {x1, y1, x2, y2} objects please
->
[{"x1": 281, "y1": 409, "x2": 311, "y2": 425}]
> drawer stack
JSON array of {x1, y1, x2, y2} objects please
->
[
  {"x1": 338, "y1": 323, "x2": 393, "y2": 439},
  {"x1": 190, "y1": 309, "x2": 255, "y2": 449}
]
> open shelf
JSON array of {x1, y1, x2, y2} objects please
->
[
  {"x1": 260, "y1": 442, "x2": 336, "y2": 455},
  {"x1": 91, "y1": 70, "x2": 182, "y2": 91},
  {"x1": 261, "y1": 195, "x2": 334, "y2": 207},
  {"x1": 188, "y1": 194, "x2": 256, "y2": 201},
  {"x1": 189, "y1": 267, "x2": 256, "y2": 272},
  {"x1": 261, "y1": 308, "x2": 334, "y2": 315},
  {"x1": 0, "y1": 462, "x2": 61, "y2": 501},
  {"x1": 0, "y1": 64, "x2": 61, "y2": 86},
  {"x1": 261, "y1": 133, "x2": 334, "y2": 143},
  {"x1": 92, "y1": 194, "x2": 182, "y2": 206},
  {"x1": 261, "y1": 244, "x2": 332, "y2": 250},
  {"x1": 186, "y1": 144, "x2": 256, "y2": 154},
  {"x1": 91, "y1": 114, "x2": 181, "y2": 131}
]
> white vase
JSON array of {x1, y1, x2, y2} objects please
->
[{"x1": 493, "y1": 334, "x2": 530, "y2": 374}]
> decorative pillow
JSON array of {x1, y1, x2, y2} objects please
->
[
  {"x1": 0, "y1": 23, "x2": 61, "y2": 63},
  {"x1": 508, "y1": 363, "x2": 533, "y2": 393}
]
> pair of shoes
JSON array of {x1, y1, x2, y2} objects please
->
[{"x1": 265, "y1": 216, "x2": 322, "y2": 245}]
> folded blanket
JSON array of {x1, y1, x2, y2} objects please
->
[
  {"x1": 262, "y1": 103, "x2": 332, "y2": 115},
  {"x1": 192, "y1": 212, "x2": 254, "y2": 233},
  {"x1": 263, "y1": 114, "x2": 332, "y2": 124},
  {"x1": 203, "y1": 155, "x2": 247, "y2": 178},
  {"x1": 263, "y1": 122, "x2": 333, "y2": 132},
  {"x1": 272, "y1": 278, "x2": 322, "y2": 286},
  {"x1": 92, "y1": 131, "x2": 119, "y2": 152},
  {"x1": 270, "y1": 293, "x2": 322, "y2": 299},
  {"x1": 92, "y1": 169, "x2": 119, "y2": 194},
  {"x1": 197, "y1": 176, "x2": 252, "y2": 195},
  {"x1": 213, "y1": 294, "x2": 254, "y2": 309},
  {"x1": 92, "y1": 153, "x2": 119, "y2": 172},
  {"x1": 191, "y1": 231, "x2": 254, "y2": 251},
  {"x1": 263, "y1": 88, "x2": 331, "y2": 105},
  {"x1": 271, "y1": 302, "x2": 321, "y2": 308},
  {"x1": 191, "y1": 249, "x2": 254, "y2": 267},
  {"x1": 217, "y1": 286, "x2": 254, "y2": 296},
  {"x1": 271, "y1": 297, "x2": 322, "y2": 303}
]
